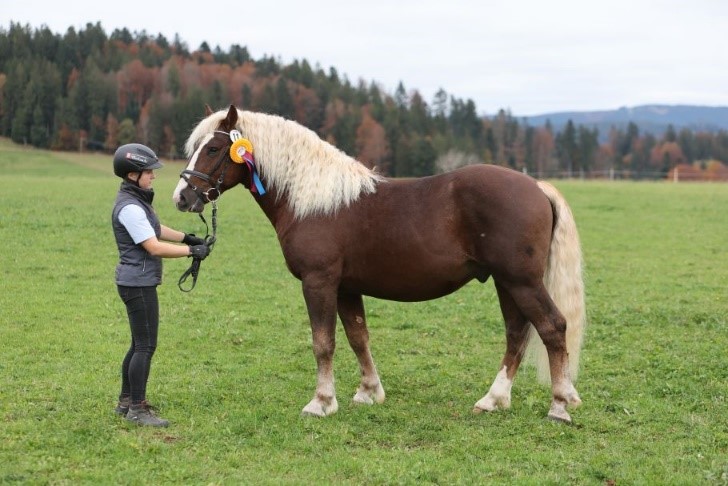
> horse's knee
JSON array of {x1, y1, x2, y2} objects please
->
[{"x1": 311, "y1": 324, "x2": 335, "y2": 343}]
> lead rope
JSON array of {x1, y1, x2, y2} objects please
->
[{"x1": 178, "y1": 200, "x2": 218, "y2": 292}]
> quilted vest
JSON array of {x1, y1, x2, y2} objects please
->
[{"x1": 111, "y1": 182, "x2": 162, "y2": 286}]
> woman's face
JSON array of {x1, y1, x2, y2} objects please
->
[{"x1": 131, "y1": 170, "x2": 156, "y2": 189}]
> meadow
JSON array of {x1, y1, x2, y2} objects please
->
[{"x1": 0, "y1": 138, "x2": 726, "y2": 484}]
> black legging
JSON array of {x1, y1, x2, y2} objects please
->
[{"x1": 117, "y1": 285, "x2": 159, "y2": 404}]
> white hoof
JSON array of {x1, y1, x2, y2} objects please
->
[
  {"x1": 301, "y1": 396, "x2": 339, "y2": 417},
  {"x1": 547, "y1": 401, "x2": 572, "y2": 423},
  {"x1": 473, "y1": 392, "x2": 511, "y2": 413},
  {"x1": 353, "y1": 382, "x2": 385, "y2": 405},
  {"x1": 475, "y1": 366, "x2": 512, "y2": 413},
  {"x1": 567, "y1": 390, "x2": 582, "y2": 408}
]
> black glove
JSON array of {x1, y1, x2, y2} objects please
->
[
  {"x1": 183, "y1": 233, "x2": 205, "y2": 246},
  {"x1": 188, "y1": 244, "x2": 210, "y2": 260}
]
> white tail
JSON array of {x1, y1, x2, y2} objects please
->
[{"x1": 527, "y1": 181, "x2": 586, "y2": 383}]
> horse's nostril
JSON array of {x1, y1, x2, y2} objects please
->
[{"x1": 176, "y1": 193, "x2": 188, "y2": 210}]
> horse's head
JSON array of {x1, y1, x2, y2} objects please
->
[{"x1": 174, "y1": 105, "x2": 263, "y2": 212}]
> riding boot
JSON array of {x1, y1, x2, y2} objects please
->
[
  {"x1": 125, "y1": 400, "x2": 169, "y2": 427},
  {"x1": 114, "y1": 395, "x2": 131, "y2": 416}
]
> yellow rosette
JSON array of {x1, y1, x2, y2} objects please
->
[{"x1": 230, "y1": 138, "x2": 254, "y2": 163}]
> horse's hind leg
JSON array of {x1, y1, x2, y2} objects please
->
[
  {"x1": 506, "y1": 282, "x2": 582, "y2": 422},
  {"x1": 337, "y1": 292, "x2": 385, "y2": 405},
  {"x1": 474, "y1": 282, "x2": 531, "y2": 413}
]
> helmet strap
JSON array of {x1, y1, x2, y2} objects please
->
[{"x1": 126, "y1": 172, "x2": 142, "y2": 187}]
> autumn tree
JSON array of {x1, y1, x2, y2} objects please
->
[
  {"x1": 531, "y1": 126, "x2": 556, "y2": 177},
  {"x1": 651, "y1": 141, "x2": 686, "y2": 172},
  {"x1": 355, "y1": 108, "x2": 389, "y2": 170}
]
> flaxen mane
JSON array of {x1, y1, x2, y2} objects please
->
[{"x1": 185, "y1": 109, "x2": 384, "y2": 219}]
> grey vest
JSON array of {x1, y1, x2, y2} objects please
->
[{"x1": 112, "y1": 182, "x2": 162, "y2": 286}]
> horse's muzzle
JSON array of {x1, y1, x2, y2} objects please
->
[{"x1": 176, "y1": 191, "x2": 205, "y2": 213}]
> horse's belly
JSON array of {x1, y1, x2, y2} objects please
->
[{"x1": 341, "y1": 265, "x2": 476, "y2": 302}]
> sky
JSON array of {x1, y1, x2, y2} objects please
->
[{"x1": 5, "y1": 0, "x2": 728, "y2": 116}]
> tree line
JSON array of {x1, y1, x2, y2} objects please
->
[{"x1": 1, "y1": 21, "x2": 727, "y2": 179}]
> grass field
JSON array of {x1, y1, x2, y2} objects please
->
[{"x1": 1, "y1": 138, "x2": 726, "y2": 484}]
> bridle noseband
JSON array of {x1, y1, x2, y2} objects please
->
[{"x1": 179, "y1": 130, "x2": 234, "y2": 205}]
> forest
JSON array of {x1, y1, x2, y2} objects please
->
[{"x1": 1, "y1": 21, "x2": 727, "y2": 180}]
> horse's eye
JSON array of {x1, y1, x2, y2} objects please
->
[{"x1": 207, "y1": 147, "x2": 219, "y2": 156}]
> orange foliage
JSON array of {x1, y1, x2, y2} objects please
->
[
  {"x1": 117, "y1": 60, "x2": 159, "y2": 111},
  {"x1": 651, "y1": 141, "x2": 686, "y2": 168},
  {"x1": 200, "y1": 64, "x2": 232, "y2": 90},
  {"x1": 66, "y1": 68, "x2": 80, "y2": 91},
  {"x1": 667, "y1": 163, "x2": 702, "y2": 181},
  {"x1": 531, "y1": 127, "x2": 555, "y2": 174},
  {"x1": 705, "y1": 160, "x2": 728, "y2": 181},
  {"x1": 105, "y1": 113, "x2": 119, "y2": 149},
  {"x1": 667, "y1": 161, "x2": 728, "y2": 181},
  {"x1": 52, "y1": 123, "x2": 77, "y2": 151},
  {"x1": 293, "y1": 86, "x2": 321, "y2": 127},
  {"x1": 355, "y1": 108, "x2": 389, "y2": 170},
  {"x1": 137, "y1": 103, "x2": 150, "y2": 144}
]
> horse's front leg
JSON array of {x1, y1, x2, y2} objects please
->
[
  {"x1": 300, "y1": 275, "x2": 340, "y2": 417},
  {"x1": 337, "y1": 292, "x2": 385, "y2": 406}
]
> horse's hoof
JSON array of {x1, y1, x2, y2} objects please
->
[
  {"x1": 301, "y1": 397, "x2": 338, "y2": 417},
  {"x1": 353, "y1": 390, "x2": 374, "y2": 405},
  {"x1": 568, "y1": 393, "x2": 582, "y2": 408},
  {"x1": 473, "y1": 393, "x2": 510, "y2": 413},
  {"x1": 547, "y1": 403, "x2": 573, "y2": 424},
  {"x1": 473, "y1": 398, "x2": 496, "y2": 413},
  {"x1": 547, "y1": 412, "x2": 573, "y2": 424},
  {"x1": 353, "y1": 383, "x2": 385, "y2": 405}
]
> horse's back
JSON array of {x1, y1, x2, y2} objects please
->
[{"x1": 328, "y1": 165, "x2": 553, "y2": 299}]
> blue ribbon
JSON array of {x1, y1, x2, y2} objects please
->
[
  {"x1": 243, "y1": 153, "x2": 266, "y2": 195},
  {"x1": 252, "y1": 170, "x2": 266, "y2": 195}
]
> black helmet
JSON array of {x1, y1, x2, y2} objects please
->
[{"x1": 113, "y1": 143, "x2": 164, "y2": 178}]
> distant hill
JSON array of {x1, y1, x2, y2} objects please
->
[{"x1": 519, "y1": 105, "x2": 728, "y2": 137}]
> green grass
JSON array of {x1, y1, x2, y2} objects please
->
[{"x1": 1, "y1": 138, "x2": 726, "y2": 484}]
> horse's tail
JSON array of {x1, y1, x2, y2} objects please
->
[{"x1": 527, "y1": 181, "x2": 586, "y2": 384}]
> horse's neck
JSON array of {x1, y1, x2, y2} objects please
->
[{"x1": 252, "y1": 186, "x2": 294, "y2": 230}]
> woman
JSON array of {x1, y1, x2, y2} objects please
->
[{"x1": 111, "y1": 143, "x2": 209, "y2": 427}]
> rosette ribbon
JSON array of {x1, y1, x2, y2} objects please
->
[{"x1": 229, "y1": 132, "x2": 266, "y2": 195}]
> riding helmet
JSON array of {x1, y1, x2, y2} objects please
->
[{"x1": 113, "y1": 143, "x2": 164, "y2": 178}]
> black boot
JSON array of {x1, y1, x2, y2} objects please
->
[
  {"x1": 114, "y1": 396, "x2": 130, "y2": 416},
  {"x1": 125, "y1": 400, "x2": 169, "y2": 427}
]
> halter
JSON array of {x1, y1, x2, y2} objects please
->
[
  {"x1": 177, "y1": 129, "x2": 265, "y2": 291},
  {"x1": 179, "y1": 130, "x2": 232, "y2": 204},
  {"x1": 179, "y1": 129, "x2": 266, "y2": 204}
]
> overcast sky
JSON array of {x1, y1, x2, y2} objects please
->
[{"x1": 5, "y1": 0, "x2": 727, "y2": 116}]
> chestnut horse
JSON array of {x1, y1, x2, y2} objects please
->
[{"x1": 174, "y1": 105, "x2": 586, "y2": 423}]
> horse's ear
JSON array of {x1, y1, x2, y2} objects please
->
[
  {"x1": 223, "y1": 105, "x2": 239, "y2": 129},
  {"x1": 204, "y1": 104, "x2": 214, "y2": 116}
]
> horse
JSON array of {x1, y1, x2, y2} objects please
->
[{"x1": 173, "y1": 105, "x2": 586, "y2": 423}]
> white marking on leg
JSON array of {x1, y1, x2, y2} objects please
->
[
  {"x1": 473, "y1": 365, "x2": 513, "y2": 413},
  {"x1": 301, "y1": 377, "x2": 338, "y2": 417},
  {"x1": 353, "y1": 379, "x2": 385, "y2": 405},
  {"x1": 546, "y1": 373, "x2": 581, "y2": 423}
]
